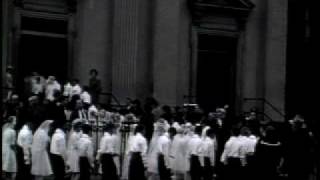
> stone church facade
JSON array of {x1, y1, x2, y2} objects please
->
[{"x1": 2, "y1": 0, "x2": 288, "y2": 121}]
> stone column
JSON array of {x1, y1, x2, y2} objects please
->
[
  {"x1": 111, "y1": 0, "x2": 140, "y2": 103},
  {"x1": 75, "y1": 0, "x2": 113, "y2": 97},
  {"x1": 241, "y1": 0, "x2": 268, "y2": 113},
  {"x1": 264, "y1": 0, "x2": 288, "y2": 121},
  {"x1": 152, "y1": 0, "x2": 181, "y2": 106}
]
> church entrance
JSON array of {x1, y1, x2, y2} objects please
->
[
  {"x1": 196, "y1": 33, "x2": 238, "y2": 113},
  {"x1": 15, "y1": 14, "x2": 69, "y2": 95}
]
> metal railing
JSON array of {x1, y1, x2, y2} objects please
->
[
  {"x1": 99, "y1": 92, "x2": 122, "y2": 107},
  {"x1": 243, "y1": 97, "x2": 286, "y2": 121}
]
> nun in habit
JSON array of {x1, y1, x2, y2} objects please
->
[
  {"x1": 2, "y1": 116, "x2": 17, "y2": 180},
  {"x1": 66, "y1": 119, "x2": 83, "y2": 180},
  {"x1": 31, "y1": 120, "x2": 54, "y2": 180}
]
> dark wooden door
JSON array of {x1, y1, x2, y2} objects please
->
[{"x1": 196, "y1": 34, "x2": 237, "y2": 113}]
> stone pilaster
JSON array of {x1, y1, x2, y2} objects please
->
[
  {"x1": 111, "y1": 0, "x2": 140, "y2": 103},
  {"x1": 75, "y1": 0, "x2": 113, "y2": 97},
  {"x1": 264, "y1": 0, "x2": 287, "y2": 121},
  {"x1": 152, "y1": 0, "x2": 181, "y2": 106}
]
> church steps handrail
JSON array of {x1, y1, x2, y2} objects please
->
[{"x1": 243, "y1": 98, "x2": 286, "y2": 119}]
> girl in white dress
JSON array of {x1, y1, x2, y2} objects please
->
[
  {"x1": 31, "y1": 120, "x2": 54, "y2": 180},
  {"x1": 170, "y1": 125, "x2": 188, "y2": 180},
  {"x1": 66, "y1": 119, "x2": 83, "y2": 180},
  {"x1": 2, "y1": 116, "x2": 17, "y2": 180}
]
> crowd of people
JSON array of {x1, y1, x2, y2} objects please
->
[{"x1": 2, "y1": 69, "x2": 318, "y2": 180}]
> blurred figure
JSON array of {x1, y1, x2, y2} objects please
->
[
  {"x1": 239, "y1": 126, "x2": 258, "y2": 180},
  {"x1": 31, "y1": 76, "x2": 44, "y2": 96},
  {"x1": 4, "y1": 66, "x2": 14, "y2": 101},
  {"x1": 285, "y1": 114, "x2": 315, "y2": 180},
  {"x1": 2, "y1": 116, "x2": 17, "y2": 180},
  {"x1": 31, "y1": 120, "x2": 54, "y2": 180},
  {"x1": 78, "y1": 124, "x2": 94, "y2": 180},
  {"x1": 128, "y1": 125, "x2": 148, "y2": 180},
  {"x1": 16, "y1": 122, "x2": 33, "y2": 180},
  {"x1": 96, "y1": 124, "x2": 118, "y2": 180},
  {"x1": 45, "y1": 76, "x2": 61, "y2": 101},
  {"x1": 80, "y1": 86, "x2": 92, "y2": 107},
  {"x1": 88, "y1": 69, "x2": 101, "y2": 105},
  {"x1": 70, "y1": 79, "x2": 82, "y2": 99},
  {"x1": 128, "y1": 99, "x2": 144, "y2": 118},
  {"x1": 3, "y1": 94, "x2": 23, "y2": 119},
  {"x1": 255, "y1": 126, "x2": 283, "y2": 180},
  {"x1": 187, "y1": 125, "x2": 203, "y2": 180},
  {"x1": 70, "y1": 99, "x2": 88, "y2": 122},
  {"x1": 66, "y1": 120, "x2": 83, "y2": 180},
  {"x1": 63, "y1": 80, "x2": 73, "y2": 99},
  {"x1": 170, "y1": 125, "x2": 188, "y2": 180},
  {"x1": 201, "y1": 127, "x2": 217, "y2": 180},
  {"x1": 220, "y1": 127, "x2": 243, "y2": 180},
  {"x1": 50, "y1": 124, "x2": 67, "y2": 180},
  {"x1": 157, "y1": 121, "x2": 171, "y2": 180}
]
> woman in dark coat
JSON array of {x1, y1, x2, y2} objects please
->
[{"x1": 255, "y1": 125, "x2": 283, "y2": 180}]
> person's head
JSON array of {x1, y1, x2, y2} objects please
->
[
  {"x1": 264, "y1": 125, "x2": 279, "y2": 143},
  {"x1": 7, "y1": 116, "x2": 17, "y2": 128},
  {"x1": 25, "y1": 121, "x2": 34, "y2": 131},
  {"x1": 71, "y1": 79, "x2": 79, "y2": 86},
  {"x1": 134, "y1": 124, "x2": 145, "y2": 135},
  {"x1": 82, "y1": 123, "x2": 92, "y2": 135},
  {"x1": 206, "y1": 128, "x2": 215, "y2": 139},
  {"x1": 132, "y1": 99, "x2": 141, "y2": 107},
  {"x1": 28, "y1": 95, "x2": 39, "y2": 106},
  {"x1": 240, "y1": 126, "x2": 251, "y2": 137},
  {"x1": 32, "y1": 71, "x2": 39, "y2": 76},
  {"x1": 74, "y1": 122, "x2": 82, "y2": 132},
  {"x1": 216, "y1": 108, "x2": 226, "y2": 119},
  {"x1": 53, "y1": 89, "x2": 62, "y2": 100},
  {"x1": 168, "y1": 127, "x2": 177, "y2": 139},
  {"x1": 72, "y1": 119, "x2": 83, "y2": 132},
  {"x1": 156, "y1": 119, "x2": 167, "y2": 135},
  {"x1": 10, "y1": 94, "x2": 19, "y2": 103},
  {"x1": 82, "y1": 86, "x2": 89, "y2": 92},
  {"x1": 104, "y1": 123, "x2": 115, "y2": 134},
  {"x1": 231, "y1": 126, "x2": 240, "y2": 137},
  {"x1": 90, "y1": 69, "x2": 98, "y2": 77},
  {"x1": 176, "y1": 125, "x2": 184, "y2": 134},
  {"x1": 162, "y1": 105, "x2": 172, "y2": 114},
  {"x1": 36, "y1": 76, "x2": 41, "y2": 83},
  {"x1": 75, "y1": 99, "x2": 83, "y2": 110},
  {"x1": 194, "y1": 124, "x2": 203, "y2": 136},
  {"x1": 47, "y1": 76, "x2": 56, "y2": 83},
  {"x1": 6, "y1": 66, "x2": 13, "y2": 73}
]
